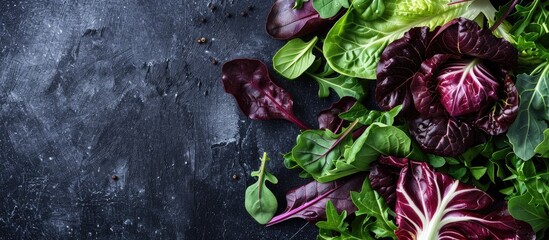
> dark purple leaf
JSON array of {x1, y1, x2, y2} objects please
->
[
  {"x1": 408, "y1": 115, "x2": 475, "y2": 156},
  {"x1": 427, "y1": 17, "x2": 518, "y2": 69},
  {"x1": 368, "y1": 156, "x2": 409, "y2": 209},
  {"x1": 317, "y1": 97, "x2": 356, "y2": 133},
  {"x1": 395, "y1": 161, "x2": 535, "y2": 240},
  {"x1": 266, "y1": 0, "x2": 334, "y2": 40},
  {"x1": 410, "y1": 54, "x2": 453, "y2": 117},
  {"x1": 475, "y1": 72, "x2": 519, "y2": 135},
  {"x1": 376, "y1": 26, "x2": 436, "y2": 113},
  {"x1": 266, "y1": 173, "x2": 366, "y2": 226},
  {"x1": 222, "y1": 59, "x2": 309, "y2": 129}
]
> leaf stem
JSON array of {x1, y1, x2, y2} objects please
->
[{"x1": 490, "y1": 0, "x2": 519, "y2": 32}]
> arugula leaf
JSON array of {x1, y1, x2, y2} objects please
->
[
  {"x1": 510, "y1": 0, "x2": 549, "y2": 36},
  {"x1": 507, "y1": 159, "x2": 549, "y2": 236},
  {"x1": 313, "y1": 0, "x2": 346, "y2": 19},
  {"x1": 273, "y1": 36, "x2": 318, "y2": 80},
  {"x1": 316, "y1": 178, "x2": 397, "y2": 239},
  {"x1": 324, "y1": 0, "x2": 471, "y2": 79},
  {"x1": 507, "y1": 68, "x2": 549, "y2": 160},
  {"x1": 305, "y1": 71, "x2": 365, "y2": 99},
  {"x1": 350, "y1": 179, "x2": 397, "y2": 239},
  {"x1": 245, "y1": 152, "x2": 279, "y2": 224},
  {"x1": 316, "y1": 201, "x2": 351, "y2": 237}
]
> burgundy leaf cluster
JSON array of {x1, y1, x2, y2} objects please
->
[{"x1": 376, "y1": 18, "x2": 519, "y2": 156}]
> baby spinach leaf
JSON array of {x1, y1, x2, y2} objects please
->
[
  {"x1": 291, "y1": 120, "x2": 359, "y2": 179},
  {"x1": 507, "y1": 69, "x2": 549, "y2": 160},
  {"x1": 245, "y1": 152, "x2": 279, "y2": 224},
  {"x1": 317, "y1": 123, "x2": 412, "y2": 182},
  {"x1": 267, "y1": 173, "x2": 366, "y2": 226},
  {"x1": 344, "y1": 123, "x2": 411, "y2": 167},
  {"x1": 222, "y1": 59, "x2": 310, "y2": 129},
  {"x1": 313, "y1": 0, "x2": 345, "y2": 19},
  {"x1": 273, "y1": 37, "x2": 319, "y2": 80}
]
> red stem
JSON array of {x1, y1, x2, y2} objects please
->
[{"x1": 490, "y1": 0, "x2": 519, "y2": 32}]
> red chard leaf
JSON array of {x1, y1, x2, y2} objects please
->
[
  {"x1": 222, "y1": 59, "x2": 309, "y2": 129},
  {"x1": 317, "y1": 97, "x2": 356, "y2": 133},
  {"x1": 266, "y1": 173, "x2": 366, "y2": 226},
  {"x1": 266, "y1": 0, "x2": 336, "y2": 40}
]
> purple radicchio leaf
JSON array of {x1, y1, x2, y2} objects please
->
[
  {"x1": 222, "y1": 59, "x2": 309, "y2": 129},
  {"x1": 266, "y1": 173, "x2": 366, "y2": 226},
  {"x1": 474, "y1": 71, "x2": 519, "y2": 135},
  {"x1": 317, "y1": 96, "x2": 356, "y2": 133},
  {"x1": 375, "y1": 26, "x2": 436, "y2": 113},
  {"x1": 395, "y1": 161, "x2": 535, "y2": 240},
  {"x1": 408, "y1": 114, "x2": 475, "y2": 157},
  {"x1": 427, "y1": 17, "x2": 518, "y2": 69},
  {"x1": 266, "y1": 0, "x2": 335, "y2": 40},
  {"x1": 368, "y1": 156, "x2": 409, "y2": 210},
  {"x1": 435, "y1": 57, "x2": 501, "y2": 117}
]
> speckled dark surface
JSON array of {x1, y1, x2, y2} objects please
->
[{"x1": 0, "y1": 0, "x2": 338, "y2": 239}]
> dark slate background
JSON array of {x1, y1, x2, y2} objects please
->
[{"x1": 0, "y1": 0, "x2": 342, "y2": 239}]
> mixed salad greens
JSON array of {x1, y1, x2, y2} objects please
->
[{"x1": 222, "y1": 0, "x2": 549, "y2": 238}]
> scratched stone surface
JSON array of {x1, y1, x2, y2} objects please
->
[{"x1": 0, "y1": 0, "x2": 340, "y2": 239}]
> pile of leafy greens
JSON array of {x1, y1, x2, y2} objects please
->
[{"x1": 222, "y1": 0, "x2": 549, "y2": 238}]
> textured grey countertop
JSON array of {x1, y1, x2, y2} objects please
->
[{"x1": 0, "y1": 0, "x2": 336, "y2": 239}]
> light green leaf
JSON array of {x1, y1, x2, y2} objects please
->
[
  {"x1": 245, "y1": 152, "x2": 278, "y2": 224},
  {"x1": 535, "y1": 129, "x2": 549, "y2": 157},
  {"x1": 313, "y1": 0, "x2": 344, "y2": 19},
  {"x1": 352, "y1": 0, "x2": 385, "y2": 21},
  {"x1": 324, "y1": 0, "x2": 471, "y2": 79},
  {"x1": 306, "y1": 71, "x2": 366, "y2": 99},
  {"x1": 273, "y1": 36, "x2": 318, "y2": 80},
  {"x1": 316, "y1": 201, "x2": 349, "y2": 233},
  {"x1": 344, "y1": 123, "x2": 411, "y2": 165},
  {"x1": 351, "y1": 179, "x2": 397, "y2": 239},
  {"x1": 291, "y1": 121, "x2": 358, "y2": 179},
  {"x1": 507, "y1": 69, "x2": 549, "y2": 160},
  {"x1": 339, "y1": 103, "x2": 402, "y2": 126},
  {"x1": 294, "y1": 0, "x2": 309, "y2": 9}
]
